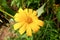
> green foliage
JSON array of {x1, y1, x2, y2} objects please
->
[
  {"x1": 56, "y1": 7, "x2": 60, "y2": 22},
  {"x1": 11, "y1": 0, "x2": 22, "y2": 8},
  {"x1": 11, "y1": 0, "x2": 40, "y2": 9},
  {"x1": 26, "y1": 0, "x2": 40, "y2": 9},
  {"x1": 0, "y1": 0, "x2": 15, "y2": 16}
]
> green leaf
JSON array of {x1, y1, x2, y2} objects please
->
[
  {"x1": 56, "y1": 7, "x2": 60, "y2": 22},
  {"x1": 57, "y1": 12, "x2": 60, "y2": 22},
  {"x1": 0, "y1": 0, "x2": 15, "y2": 16},
  {"x1": 51, "y1": 29, "x2": 58, "y2": 33},
  {"x1": 37, "y1": 3, "x2": 46, "y2": 17},
  {"x1": 26, "y1": 36, "x2": 33, "y2": 40},
  {"x1": 11, "y1": 0, "x2": 15, "y2": 6},
  {"x1": 21, "y1": 34, "x2": 27, "y2": 38}
]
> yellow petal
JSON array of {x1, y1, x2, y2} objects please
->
[
  {"x1": 33, "y1": 19, "x2": 44, "y2": 27},
  {"x1": 30, "y1": 23, "x2": 40, "y2": 33},
  {"x1": 38, "y1": 20, "x2": 44, "y2": 27},
  {"x1": 18, "y1": 8, "x2": 26, "y2": 16},
  {"x1": 14, "y1": 23, "x2": 23, "y2": 30},
  {"x1": 18, "y1": 8, "x2": 26, "y2": 17},
  {"x1": 26, "y1": 26, "x2": 32, "y2": 36},
  {"x1": 14, "y1": 18, "x2": 20, "y2": 22},
  {"x1": 14, "y1": 13, "x2": 19, "y2": 18},
  {"x1": 14, "y1": 12, "x2": 27, "y2": 22},
  {"x1": 14, "y1": 13, "x2": 21, "y2": 22},
  {"x1": 29, "y1": 9, "x2": 33, "y2": 14},
  {"x1": 19, "y1": 24, "x2": 26, "y2": 35},
  {"x1": 24, "y1": 9, "x2": 29, "y2": 15},
  {"x1": 33, "y1": 11, "x2": 37, "y2": 16},
  {"x1": 18, "y1": 8, "x2": 23, "y2": 13}
]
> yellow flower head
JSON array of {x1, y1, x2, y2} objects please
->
[{"x1": 14, "y1": 8, "x2": 44, "y2": 36}]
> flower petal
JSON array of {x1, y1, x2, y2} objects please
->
[
  {"x1": 19, "y1": 24, "x2": 26, "y2": 35},
  {"x1": 37, "y1": 20, "x2": 44, "y2": 27},
  {"x1": 14, "y1": 13, "x2": 27, "y2": 22},
  {"x1": 26, "y1": 26, "x2": 32, "y2": 36},
  {"x1": 18, "y1": 8, "x2": 27, "y2": 18},
  {"x1": 30, "y1": 23, "x2": 40, "y2": 33},
  {"x1": 33, "y1": 11, "x2": 37, "y2": 16},
  {"x1": 14, "y1": 23, "x2": 23, "y2": 30},
  {"x1": 24, "y1": 9, "x2": 28, "y2": 15},
  {"x1": 18, "y1": 8, "x2": 23, "y2": 13},
  {"x1": 29, "y1": 9, "x2": 33, "y2": 14},
  {"x1": 33, "y1": 18, "x2": 44, "y2": 27},
  {"x1": 14, "y1": 13, "x2": 20, "y2": 22}
]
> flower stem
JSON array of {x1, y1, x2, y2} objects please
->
[{"x1": 0, "y1": 9, "x2": 14, "y2": 18}]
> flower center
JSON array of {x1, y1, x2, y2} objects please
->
[{"x1": 26, "y1": 17, "x2": 33, "y2": 24}]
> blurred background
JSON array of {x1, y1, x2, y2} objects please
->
[{"x1": 0, "y1": 0, "x2": 60, "y2": 40}]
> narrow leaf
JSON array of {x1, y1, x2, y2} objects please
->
[{"x1": 56, "y1": 7, "x2": 60, "y2": 22}]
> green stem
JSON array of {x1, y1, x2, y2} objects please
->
[{"x1": 0, "y1": 9, "x2": 14, "y2": 18}]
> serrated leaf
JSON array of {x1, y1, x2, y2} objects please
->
[{"x1": 37, "y1": 3, "x2": 46, "y2": 17}]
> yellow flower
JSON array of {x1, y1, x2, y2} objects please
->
[{"x1": 14, "y1": 8, "x2": 44, "y2": 36}]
